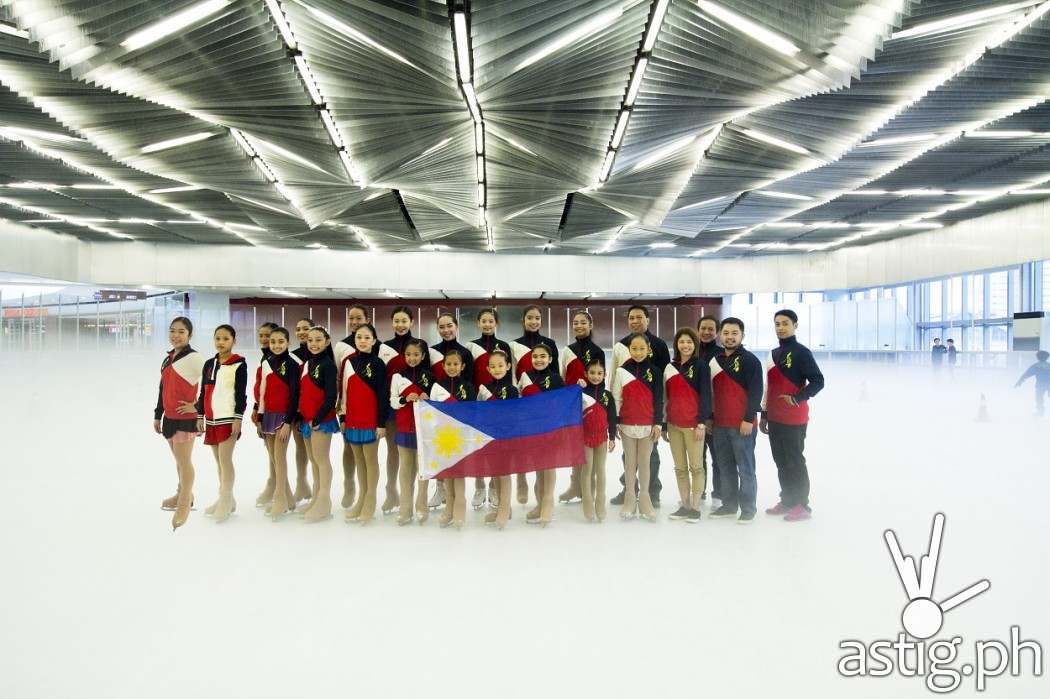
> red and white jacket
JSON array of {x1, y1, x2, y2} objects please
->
[
  {"x1": 510, "y1": 331, "x2": 558, "y2": 381},
  {"x1": 155, "y1": 346, "x2": 206, "y2": 421},
  {"x1": 582, "y1": 383, "x2": 617, "y2": 448},
  {"x1": 340, "y1": 351, "x2": 389, "y2": 431},
  {"x1": 613, "y1": 358, "x2": 663, "y2": 427},
  {"x1": 710, "y1": 348, "x2": 764, "y2": 428},
  {"x1": 466, "y1": 334, "x2": 512, "y2": 388},
  {"x1": 195, "y1": 353, "x2": 247, "y2": 426},
  {"x1": 561, "y1": 336, "x2": 603, "y2": 387},
  {"x1": 663, "y1": 357, "x2": 713, "y2": 429},
  {"x1": 478, "y1": 374, "x2": 520, "y2": 401},
  {"x1": 429, "y1": 339, "x2": 473, "y2": 382},
  {"x1": 251, "y1": 348, "x2": 272, "y2": 416},
  {"x1": 298, "y1": 355, "x2": 338, "y2": 425},
  {"x1": 518, "y1": 366, "x2": 564, "y2": 396},
  {"x1": 259, "y1": 351, "x2": 302, "y2": 423},
  {"x1": 390, "y1": 365, "x2": 450, "y2": 435}
]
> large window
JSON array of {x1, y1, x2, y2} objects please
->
[
  {"x1": 967, "y1": 274, "x2": 984, "y2": 319},
  {"x1": 988, "y1": 271, "x2": 1008, "y2": 318},
  {"x1": 928, "y1": 280, "x2": 943, "y2": 321}
]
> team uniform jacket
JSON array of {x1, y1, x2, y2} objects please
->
[
  {"x1": 298, "y1": 354, "x2": 338, "y2": 426},
  {"x1": 561, "y1": 335, "x2": 604, "y2": 387},
  {"x1": 510, "y1": 330, "x2": 559, "y2": 381},
  {"x1": 762, "y1": 336, "x2": 824, "y2": 426},
  {"x1": 292, "y1": 343, "x2": 310, "y2": 363},
  {"x1": 698, "y1": 339, "x2": 722, "y2": 364},
  {"x1": 611, "y1": 331, "x2": 670, "y2": 391},
  {"x1": 383, "y1": 333, "x2": 430, "y2": 380},
  {"x1": 710, "y1": 347, "x2": 764, "y2": 428},
  {"x1": 518, "y1": 365, "x2": 564, "y2": 397},
  {"x1": 467, "y1": 334, "x2": 512, "y2": 388},
  {"x1": 582, "y1": 383, "x2": 617, "y2": 448},
  {"x1": 429, "y1": 338, "x2": 473, "y2": 382},
  {"x1": 155, "y1": 346, "x2": 206, "y2": 420},
  {"x1": 251, "y1": 348, "x2": 273, "y2": 416},
  {"x1": 258, "y1": 351, "x2": 302, "y2": 423},
  {"x1": 613, "y1": 358, "x2": 664, "y2": 427},
  {"x1": 195, "y1": 354, "x2": 248, "y2": 426},
  {"x1": 664, "y1": 357, "x2": 713, "y2": 428},
  {"x1": 478, "y1": 374, "x2": 520, "y2": 402},
  {"x1": 436, "y1": 375, "x2": 477, "y2": 402},
  {"x1": 333, "y1": 334, "x2": 357, "y2": 368},
  {"x1": 390, "y1": 365, "x2": 450, "y2": 436},
  {"x1": 340, "y1": 350, "x2": 390, "y2": 431}
]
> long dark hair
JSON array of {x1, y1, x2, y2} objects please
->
[{"x1": 672, "y1": 327, "x2": 701, "y2": 364}]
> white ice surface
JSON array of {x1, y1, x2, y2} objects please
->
[{"x1": 1, "y1": 352, "x2": 1046, "y2": 698}]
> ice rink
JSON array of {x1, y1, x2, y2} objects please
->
[{"x1": 1, "y1": 352, "x2": 1045, "y2": 698}]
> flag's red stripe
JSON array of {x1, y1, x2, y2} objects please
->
[{"x1": 434, "y1": 424, "x2": 584, "y2": 479}]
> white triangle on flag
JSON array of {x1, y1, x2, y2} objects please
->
[{"x1": 414, "y1": 400, "x2": 495, "y2": 480}]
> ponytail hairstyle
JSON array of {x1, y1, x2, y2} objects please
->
[
  {"x1": 352, "y1": 323, "x2": 380, "y2": 354},
  {"x1": 521, "y1": 304, "x2": 543, "y2": 331},
  {"x1": 170, "y1": 316, "x2": 193, "y2": 336},
  {"x1": 391, "y1": 305, "x2": 414, "y2": 321},
  {"x1": 307, "y1": 325, "x2": 336, "y2": 361}
]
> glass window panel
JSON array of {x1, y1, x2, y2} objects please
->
[
  {"x1": 928, "y1": 280, "x2": 942, "y2": 322},
  {"x1": 988, "y1": 271, "x2": 1008, "y2": 318}
]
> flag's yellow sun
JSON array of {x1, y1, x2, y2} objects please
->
[{"x1": 433, "y1": 424, "x2": 466, "y2": 459}]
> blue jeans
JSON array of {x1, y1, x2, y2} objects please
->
[{"x1": 713, "y1": 426, "x2": 757, "y2": 516}]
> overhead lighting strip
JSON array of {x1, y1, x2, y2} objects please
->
[
  {"x1": 262, "y1": 0, "x2": 364, "y2": 186},
  {"x1": 595, "y1": 0, "x2": 670, "y2": 184},
  {"x1": 448, "y1": 4, "x2": 492, "y2": 250}
]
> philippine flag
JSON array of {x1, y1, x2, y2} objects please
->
[{"x1": 414, "y1": 385, "x2": 585, "y2": 479}]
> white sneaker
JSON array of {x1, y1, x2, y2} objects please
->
[
  {"x1": 487, "y1": 485, "x2": 499, "y2": 509},
  {"x1": 471, "y1": 488, "x2": 486, "y2": 510},
  {"x1": 428, "y1": 485, "x2": 445, "y2": 510}
]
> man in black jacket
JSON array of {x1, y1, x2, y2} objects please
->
[{"x1": 697, "y1": 314, "x2": 722, "y2": 504}]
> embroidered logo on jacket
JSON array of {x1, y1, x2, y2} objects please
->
[
  {"x1": 365, "y1": 364, "x2": 373, "y2": 378},
  {"x1": 312, "y1": 365, "x2": 320, "y2": 379},
  {"x1": 645, "y1": 368, "x2": 653, "y2": 382},
  {"x1": 542, "y1": 376, "x2": 551, "y2": 389},
  {"x1": 687, "y1": 366, "x2": 694, "y2": 380},
  {"x1": 732, "y1": 356, "x2": 740, "y2": 373},
  {"x1": 278, "y1": 363, "x2": 286, "y2": 376},
  {"x1": 458, "y1": 387, "x2": 467, "y2": 400},
  {"x1": 785, "y1": 351, "x2": 793, "y2": 369},
  {"x1": 499, "y1": 387, "x2": 507, "y2": 399}
]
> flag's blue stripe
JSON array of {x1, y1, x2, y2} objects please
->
[{"x1": 426, "y1": 385, "x2": 582, "y2": 439}]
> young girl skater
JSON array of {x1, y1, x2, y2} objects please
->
[
  {"x1": 518, "y1": 343, "x2": 564, "y2": 526},
  {"x1": 251, "y1": 321, "x2": 279, "y2": 510},
  {"x1": 559, "y1": 310, "x2": 605, "y2": 503},
  {"x1": 466, "y1": 308, "x2": 511, "y2": 511},
  {"x1": 580, "y1": 359, "x2": 616, "y2": 522},
  {"x1": 664, "y1": 327, "x2": 713, "y2": 523},
  {"x1": 342, "y1": 323, "x2": 389, "y2": 525},
  {"x1": 434, "y1": 349, "x2": 476, "y2": 528},
  {"x1": 613, "y1": 333, "x2": 663, "y2": 521},
  {"x1": 290, "y1": 318, "x2": 314, "y2": 505},
  {"x1": 477, "y1": 350, "x2": 519, "y2": 529},
  {"x1": 334, "y1": 305, "x2": 370, "y2": 510},
  {"x1": 195, "y1": 324, "x2": 247, "y2": 523},
  {"x1": 511, "y1": 305, "x2": 559, "y2": 506},
  {"x1": 380, "y1": 306, "x2": 430, "y2": 516},
  {"x1": 297, "y1": 326, "x2": 339, "y2": 523},
  {"x1": 259, "y1": 327, "x2": 301, "y2": 521},
  {"x1": 424, "y1": 312, "x2": 470, "y2": 510},
  {"x1": 153, "y1": 316, "x2": 206, "y2": 530},
  {"x1": 390, "y1": 339, "x2": 449, "y2": 525}
]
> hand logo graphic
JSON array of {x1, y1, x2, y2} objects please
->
[{"x1": 884, "y1": 513, "x2": 991, "y2": 639}]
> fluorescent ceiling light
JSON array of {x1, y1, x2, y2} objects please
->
[
  {"x1": 253, "y1": 137, "x2": 327, "y2": 173},
  {"x1": 611, "y1": 110, "x2": 631, "y2": 149},
  {"x1": 897, "y1": 188, "x2": 946, "y2": 196},
  {"x1": 319, "y1": 109, "x2": 344, "y2": 148},
  {"x1": 71, "y1": 184, "x2": 120, "y2": 190},
  {"x1": 761, "y1": 221, "x2": 805, "y2": 228},
  {"x1": 642, "y1": 0, "x2": 670, "y2": 52},
  {"x1": 632, "y1": 134, "x2": 698, "y2": 171},
  {"x1": 649, "y1": 242, "x2": 676, "y2": 248},
  {"x1": 677, "y1": 195, "x2": 727, "y2": 212},
  {"x1": 859, "y1": 133, "x2": 939, "y2": 147},
  {"x1": 0, "y1": 23, "x2": 29, "y2": 39},
  {"x1": 599, "y1": 149, "x2": 617, "y2": 181},
  {"x1": 754, "y1": 189, "x2": 813, "y2": 201},
  {"x1": 697, "y1": 1, "x2": 800, "y2": 56},
  {"x1": 8, "y1": 182, "x2": 60, "y2": 189},
  {"x1": 846, "y1": 189, "x2": 889, "y2": 195},
  {"x1": 453, "y1": 12, "x2": 471, "y2": 80},
  {"x1": 461, "y1": 82, "x2": 482, "y2": 122},
  {"x1": 264, "y1": 0, "x2": 297, "y2": 49},
  {"x1": 625, "y1": 57, "x2": 649, "y2": 106},
  {"x1": 477, "y1": 182, "x2": 485, "y2": 206},
  {"x1": 118, "y1": 218, "x2": 157, "y2": 224},
  {"x1": 739, "y1": 127, "x2": 810, "y2": 155},
  {"x1": 267, "y1": 287, "x2": 306, "y2": 298},
  {"x1": 1, "y1": 126, "x2": 82, "y2": 142},
  {"x1": 1010, "y1": 188, "x2": 1050, "y2": 194},
  {"x1": 891, "y1": 1, "x2": 1039, "y2": 41},
  {"x1": 149, "y1": 185, "x2": 203, "y2": 194},
  {"x1": 293, "y1": 55, "x2": 324, "y2": 105},
  {"x1": 515, "y1": 7, "x2": 623, "y2": 71},
  {"x1": 230, "y1": 129, "x2": 255, "y2": 156},
  {"x1": 141, "y1": 131, "x2": 215, "y2": 153},
  {"x1": 476, "y1": 156, "x2": 485, "y2": 182},
  {"x1": 967, "y1": 130, "x2": 1048, "y2": 138},
  {"x1": 305, "y1": 4, "x2": 422, "y2": 73},
  {"x1": 122, "y1": 0, "x2": 231, "y2": 51},
  {"x1": 475, "y1": 123, "x2": 484, "y2": 153}
]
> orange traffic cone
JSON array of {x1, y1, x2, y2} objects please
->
[{"x1": 976, "y1": 394, "x2": 990, "y2": 423}]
